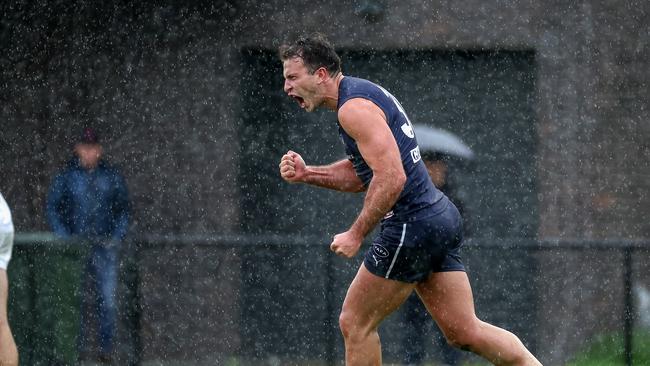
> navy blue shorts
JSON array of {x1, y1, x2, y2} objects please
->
[{"x1": 364, "y1": 199, "x2": 465, "y2": 283}]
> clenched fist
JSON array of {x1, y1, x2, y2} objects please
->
[
  {"x1": 330, "y1": 230, "x2": 363, "y2": 258},
  {"x1": 279, "y1": 150, "x2": 307, "y2": 183}
]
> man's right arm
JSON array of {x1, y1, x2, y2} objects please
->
[
  {"x1": 45, "y1": 174, "x2": 71, "y2": 238},
  {"x1": 279, "y1": 151, "x2": 366, "y2": 193}
]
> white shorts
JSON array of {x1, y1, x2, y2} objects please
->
[{"x1": 0, "y1": 231, "x2": 13, "y2": 270}]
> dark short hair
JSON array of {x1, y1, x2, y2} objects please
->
[{"x1": 278, "y1": 33, "x2": 341, "y2": 76}]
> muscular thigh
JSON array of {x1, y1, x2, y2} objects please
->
[
  {"x1": 341, "y1": 263, "x2": 416, "y2": 331},
  {"x1": 415, "y1": 271, "x2": 478, "y2": 337}
]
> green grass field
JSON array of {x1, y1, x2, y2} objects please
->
[{"x1": 566, "y1": 330, "x2": 650, "y2": 366}]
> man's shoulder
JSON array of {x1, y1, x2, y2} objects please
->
[
  {"x1": 99, "y1": 162, "x2": 127, "y2": 183},
  {"x1": 97, "y1": 160, "x2": 122, "y2": 173},
  {"x1": 56, "y1": 163, "x2": 80, "y2": 177},
  {"x1": 340, "y1": 76, "x2": 378, "y2": 91},
  {"x1": 338, "y1": 77, "x2": 386, "y2": 109}
]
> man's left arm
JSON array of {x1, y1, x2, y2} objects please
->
[
  {"x1": 330, "y1": 98, "x2": 406, "y2": 258},
  {"x1": 111, "y1": 171, "x2": 130, "y2": 242}
]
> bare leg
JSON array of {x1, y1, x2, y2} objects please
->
[
  {"x1": 0, "y1": 270, "x2": 18, "y2": 366},
  {"x1": 339, "y1": 263, "x2": 415, "y2": 366},
  {"x1": 416, "y1": 271, "x2": 541, "y2": 366}
]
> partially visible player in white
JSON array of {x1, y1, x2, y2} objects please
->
[{"x1": 0, "y1": 193, "x2": 18, "y2": 366}]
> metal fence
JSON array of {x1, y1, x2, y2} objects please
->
[{"x1": 11, "y1": 233, "x2": 650, "y2": 365}]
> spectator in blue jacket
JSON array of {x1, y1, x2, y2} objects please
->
[{"x1": 46, "y1": 127, "x2": 130, "y2": 364}]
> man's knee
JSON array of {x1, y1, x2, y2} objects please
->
[
  {"x1": 338, "y1": 309, "x2": 371, "y2": 342},
  {"x1": 446, "y1": 335, "x2": 473, "y2": 351},
  {"x1": 338, "y1": 309, "x2": 354, "y2": 339},
  {"x1": 443, "y1": 322, "x2": 482, "y2": 351}
]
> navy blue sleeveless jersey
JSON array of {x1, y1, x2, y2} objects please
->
[{"x1": 336, "y1": 76, "x2": 445, "y2": 222}]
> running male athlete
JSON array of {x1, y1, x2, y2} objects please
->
[{"x1": 278, "y1": 33, "x2": 542, "y2": 366}]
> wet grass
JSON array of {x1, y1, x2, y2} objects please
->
[{"x1": 566, "y1": 330, "x2": 650, "y2": 366}]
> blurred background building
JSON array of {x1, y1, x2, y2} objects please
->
[{"x1": 1, "y1": 0, "x2": 648, "y2": 365}]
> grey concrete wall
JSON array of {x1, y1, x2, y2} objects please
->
[{"x1": 2, "y1": 1, "x2": 648, "y2": 365}]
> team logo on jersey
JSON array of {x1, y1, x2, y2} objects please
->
[{"x1": 410, "y1": 146, "x2": 421, "y2": 163}]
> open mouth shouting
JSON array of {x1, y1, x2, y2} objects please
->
[{"x1": 290, "y1": 94, "x2": 306, "y2": 109}]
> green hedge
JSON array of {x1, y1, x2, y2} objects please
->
[{"x1": 8, "y1": 241, "x2": 86, "y2": 366}]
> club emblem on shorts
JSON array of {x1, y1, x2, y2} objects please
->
[
  {"x1": 372, "y1": 244, "x2": 389, "y2": 258},
  {"x1": 372, "y1": 244, "x2": 389, "y2": 266}
]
